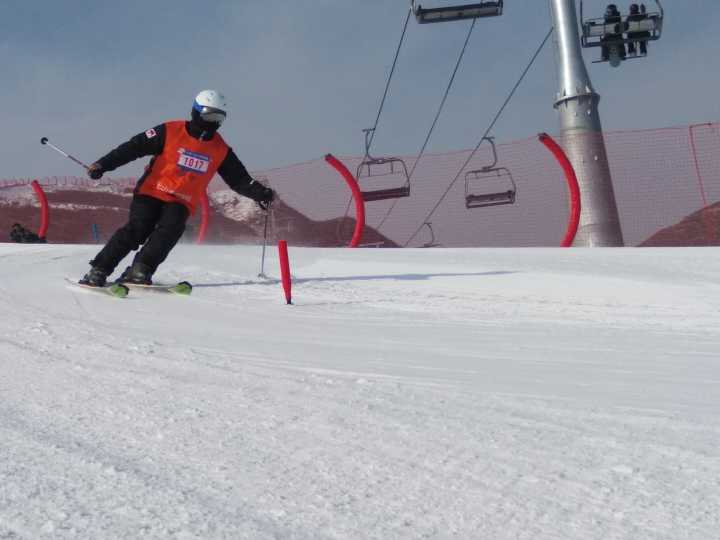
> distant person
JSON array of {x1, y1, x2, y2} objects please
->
[
  {"x1": 78, "y1": 90, "x2": 275, "y2": 287},
  {"x1": 9, "y1": 223, "x2": 24, "y2": 243},
  {"x1": 601, "y1": 4, "x2": 626, "y2": 62},
  {"x1": 626, "y1": 3, "x2": 651, "y2": 56},
  {"x1": 9, "y1": 223, "x2": 45, "y2": 243}
]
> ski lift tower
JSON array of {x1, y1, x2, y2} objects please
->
[{"x1": 550, "y1": 0, "x2": 624, "y2": 246}]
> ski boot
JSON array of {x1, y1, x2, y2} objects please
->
[
  {"x1": 117, "y1": 262, "x2": 154, "y2": 285},
  {"x1": 79, "y1": 266, "x2": 108, "y2": 287}
]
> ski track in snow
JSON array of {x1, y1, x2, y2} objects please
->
[{"x1": 0, "y1": 244, "x2": 719, "y2": 539}]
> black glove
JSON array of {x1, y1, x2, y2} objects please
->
[
  {"x1": 255, "y1": 185, "x2": 275, "y2": 211},
  {"x1": 87, "y1": 162, "x2": 104, "y2": 180}
]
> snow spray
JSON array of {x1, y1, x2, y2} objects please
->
[{"x1": 278, "y1": 240, "x2": 292, "y2": 305}]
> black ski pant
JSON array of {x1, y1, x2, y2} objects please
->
[
  {"x1": 91, "y1": 194, "x2": 189, "y2": 275},
  {"x1": 627, "y1": 33, "x2": 649, "y2": 55}
]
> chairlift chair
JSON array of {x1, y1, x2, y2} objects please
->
[
  {"x1": 411, "y1": 0, "x2": 503, "y2": 24},
  {"x1": 356, "y1": 128, "x2": 411, "y2": 202},
  {"x1": 580, "y1": 0, "x2": 664, "y2": 67},
  {"x1": 464, "y1": 137, "x2": 517, "y2": 209},
  {"x1": 421, "y1": 222, "x2": 442, "y2": 247}
]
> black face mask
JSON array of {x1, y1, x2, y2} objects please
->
[{"x1": 189, "y1": 109, "x2": 222, "y2": 140}]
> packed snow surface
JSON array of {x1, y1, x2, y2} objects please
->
[{"x1": 1, "y1": 244, "x2": 719, "y2": 539}]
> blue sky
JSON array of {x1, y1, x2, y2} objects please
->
[{"x1": 2, "y1": 1, "x2": 719, "y2": 178}]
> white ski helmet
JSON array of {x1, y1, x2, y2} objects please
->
[{"x1": 192, "y1": 89, "x2": 227, "y2": 125}]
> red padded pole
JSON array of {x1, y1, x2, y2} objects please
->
[
  {"x1": 30, "y1": 180, "x2": 49, "y2": 239},
  {"x1": 324, "y1": 154, "x2": 365, "y2": 247},
  {"x1": 539, "y1": 133, "x2": 581, "y2": 248},
  {"x1": 278, "y1": 240, "x2": 292, "y2": 305}
]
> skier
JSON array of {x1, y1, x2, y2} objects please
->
[
  {"x1": 626, "y1": 3, "x2": 650, "y2": 56},
  {"x1": 601, "y1": 4, "x2": 626, "y2": 63},
  {"x1": 79, "y1": 90, "x2": 274, "y2": 287},
  {"x1": 9, "y1": 223, "x2": 45, "y2": 244}
]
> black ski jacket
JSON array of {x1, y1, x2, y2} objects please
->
[{"x1": 95, "y1": 122, "x2": 266, "y2": 201}]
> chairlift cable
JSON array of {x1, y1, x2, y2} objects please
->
[
  {"x1": 375, "y1": 16, "x2": 479, "y2": 231},
  {"x1": 336, "y1": 8, "x2": 412, "y2": 244},
  {"x1": 408, "y1": 17, "x2": 477, "y2": 180},
  {"x1": 403, "y1": 26, "x2": 555, "y2": 247},
  {"x1": 367, "y1": 8, "x2": 413, "y2": 154}
]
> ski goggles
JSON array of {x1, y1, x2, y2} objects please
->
[{"x1": 193, "y1": 101, "x2": 227, "y2": 125}]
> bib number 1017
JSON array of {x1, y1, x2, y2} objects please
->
[{"x1": 178, "y1": 150, "x2": 210, "y2": 173}]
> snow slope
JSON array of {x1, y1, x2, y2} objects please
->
[{"x1": 1, "y1": 244, "x2": 719, "y2": 539}]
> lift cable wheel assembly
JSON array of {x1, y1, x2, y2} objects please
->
[{"x1": 579, "y1": 0, "x2": 663, "y2": 67}]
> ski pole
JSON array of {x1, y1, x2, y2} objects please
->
[
  {"x1": 258, "y1": 209, "x2": 270, "y2": 279},
  {"x1": 40, "y1": 137, "x2": 90, "y2": 170}
]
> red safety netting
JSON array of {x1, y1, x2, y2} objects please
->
[
  {"x1": 3, "y1": 122, "x2": 719, "y2": 247},
  {"x1": 603, "y1": 123, "x2": 720, "y2": 246},
  {"x1": 209, "y1": 121, "x2": 719, "y2": 247}
]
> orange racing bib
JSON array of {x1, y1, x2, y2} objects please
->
[{"x1": 139, "y1": 120, "x2": 229, "y2": 214}]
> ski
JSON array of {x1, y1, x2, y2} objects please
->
[
  {"x1": 65, "y1": 278, "x2": 129, "y2": 298},
  {"x1": 121, "y1": 281, "x2": 193, "y2": 296}
]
